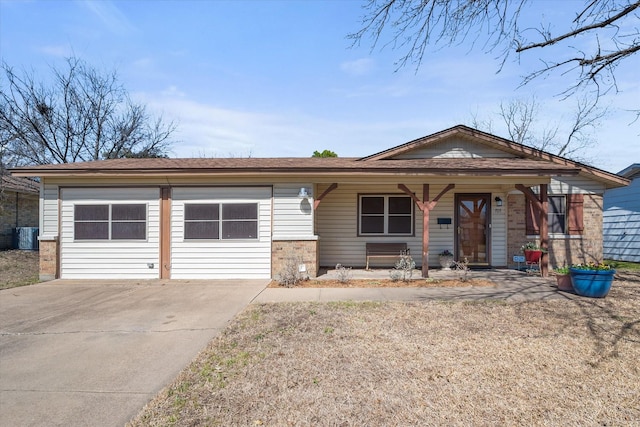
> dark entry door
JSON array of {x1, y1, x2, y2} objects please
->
[{"x1": 455, "y1": 194, "x2": 490, "y2": 265}]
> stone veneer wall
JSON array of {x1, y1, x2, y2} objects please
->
[
  {"x1": 272, "y1": 239, "x2": 318, "y2": 279},
  {"x1": 0, "y1": 191, "x2": 39, "y2": 249},
  {"x1": 507, "y1": 193, "x2": 603, "y2": 269},
  {"x1": 39, "y1": 239, "x2": 58, "y2": 281}
]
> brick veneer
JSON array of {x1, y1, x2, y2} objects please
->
[
  {"x1": 272, "y1": 239, "x2": 318, "y2": 279},
  {"x1": 507, "y1": 193, "x2": 603, "y2": 268},
  {"x1": 38, "y1": 239, "x2": 58, "y2": 281},
  {"x1": 0, "y1": 191, "x2": 39, "y2": 249}
]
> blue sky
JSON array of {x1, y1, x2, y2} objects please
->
[{"x1": 1, "y1": 0, "x2": 638, "y2": 174}]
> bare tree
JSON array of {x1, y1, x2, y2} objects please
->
[
  {"x1": 472, "y1": 96, "x2": 607, "y2": 162},
  {"x1": 350, "y1": 0, "x2": 640, "y2": 103},
  {"x1": 0, "y1": 57, "x2": 176, "y2": 166}
]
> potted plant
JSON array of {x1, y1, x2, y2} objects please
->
[
  {"x1": 569, "y1": 262, "x2": 616, "y2": 298},
  {"x1": 521, "y1": 242, "x2": 545, "y2": 264},
  {"x1": 554, "y1": 265, "x2": 573, "y2": 291},
  {"x1": 438, "y1": 250, "x2": 454, "y2": 270}
]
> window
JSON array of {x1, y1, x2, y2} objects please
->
[
  {"x1": 184, "y1": 203, "x2": 258, "y2": 240},
  {"x1": 526, "y1": 194, "x2": 584, "y2": 236},
  {"x1": 74, "y1": 204, "x2": 147, "y2": 240},
  {"x1": 359, "y1": 195, "x2": 413, "y2": 235},
  {"x1": 548, "y1": 196, "x2": 566, "y2": 234},
  {"x1": 74, "y1": 205, "x2": 109, "y2": 240},
  {"x1": 185, "y1": 204, "x2": 219, "y2": 239}
]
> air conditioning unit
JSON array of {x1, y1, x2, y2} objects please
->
[{"x1": 13, "y1": 227, "x2": 39, "y2": 251}]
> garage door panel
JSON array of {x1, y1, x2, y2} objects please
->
[
  {"x1": 170, "y1": 187, "x2": 272, "y2": 279},
  {"x1": 60, "y1": 188, "x2": 160, "y2": 279}
]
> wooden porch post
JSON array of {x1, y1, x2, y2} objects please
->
[
  {"x1": 422, "y1": 185, "x2": 430, "y2": 278},
  {"x1": 539, "y1": 184, "x2": 549, "y2": 277},
  {"x1": 515, "y1": 184, "x2": 549, "y2": 277},
  {"x1": 160, "y1": 187, "x2": 172, "y2": 279},
  {"x1": 398, "y1": 183, "x2": 455, "y2": 278}
]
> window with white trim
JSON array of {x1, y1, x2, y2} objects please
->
[
  {"x1": 74, "y1": 204, "x2": 147, "y2": 240},
  {"x1": 359, "y1": 195, "x2": 414, "y2": 236},
  {"x1": 184, "y1": 203, "x2": 258, "y2": 240}
]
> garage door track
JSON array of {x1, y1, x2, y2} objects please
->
[{"x1": 0, "y1": 279, "x2": 268, "y2": 427}]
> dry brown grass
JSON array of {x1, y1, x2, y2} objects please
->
[
  {"x1": 130, "y1": 272, "x2": 640, "y2": 427},
  {"x1": 0, "y1": 249, "x2": 39, "y2": 290}
]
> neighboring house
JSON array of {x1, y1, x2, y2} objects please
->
[
  {"x1": 11, "y1": 125, "x2": 628, "y2": 281},
  {"x1": 604, "y1": 163, "x2": 640, "y2": 262},
  {"x1": 0, "y1": 175, "x2": 39, "y2": 250}
]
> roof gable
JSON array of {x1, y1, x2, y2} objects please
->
[
  {"x1": 359, "y1": 125, "x2": 542, "y2": 161},
  {"x1": 358, "y1": 124, "x2": 628, "y2": 188}
]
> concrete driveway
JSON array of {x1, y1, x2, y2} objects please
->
[{"x1": 0, "y1": 279, "x2": 268, "y2": 427}]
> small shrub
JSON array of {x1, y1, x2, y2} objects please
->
[
  {"x1": 452, "y1": 257, "x2": 470, "y2": 282},
  {"x1": 277, "y1": 251, "x2": 304, "y2": 287},
  {"x1": 335, "y1": 263, "x2": 352, "y2": 284},
  {"x1": 391, "y1": 253, "x2": 415, "y2": 282},
  {"x1": 389, "y1": 270, "x2": 402, "y2": 282}
]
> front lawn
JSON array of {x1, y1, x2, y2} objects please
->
[{"x1": 129, "y1": 272, "x2": 640, "y2": 426}]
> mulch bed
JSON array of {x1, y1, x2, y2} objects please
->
[{"x1": 268, "y1": 277, "x2": 496, "y2": 288}]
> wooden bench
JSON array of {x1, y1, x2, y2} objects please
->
[{"x1": 365, "y1": 243, "x2": 409, "y2": 270}]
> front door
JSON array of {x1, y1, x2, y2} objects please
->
[{"x1": 455, "y1": 194, "x2": 490, "y2": 266}]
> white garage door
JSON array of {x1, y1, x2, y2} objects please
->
[
  {"x1": 170, "y1": 187, "x2": 272, "y2": 279},
  {"x1": 60, "y1": 188, "x2": 161, "y2": 279}
]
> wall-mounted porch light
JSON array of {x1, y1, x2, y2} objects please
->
[
  {"x1": 298, "y1": 187, "x2": 310, "y2": 198},
  {"x1": 494, "y1": 196, "x2": 503, "y2": 207}
]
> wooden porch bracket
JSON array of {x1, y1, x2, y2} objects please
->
[
  {"x1": 515, "y1": 184, "x2": 549, "y2": 276},
  {"x1": 313, "y1": 183, "x2": 338, "y2": 210},
  {"x1": 398, "y1": 183, "x2": 455, "y2": 278}
]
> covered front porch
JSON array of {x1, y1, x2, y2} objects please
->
[{"x1": 311, "y1": 178, "x2": 556, "y2": 278}]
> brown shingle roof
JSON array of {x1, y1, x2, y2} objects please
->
[
  {"x1": 1, "y1": 175, "x2": 39, "y2": 194},
  {"x1": 10, "y1": 157, "x2": 580, "y2": 177}
]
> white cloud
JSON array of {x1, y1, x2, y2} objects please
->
[
  {"x1": 78, "y1": 0, "x2": 136, "y2": 35},
  {"x1": 133, "y1": 90, "x2": 448, "y2": 159},
  {"x1": 340, "y1": 58, "x2": 375, "y2": 76},
  {"x1": 38, "y1": 44, "x2": 73, "y2": 58}
]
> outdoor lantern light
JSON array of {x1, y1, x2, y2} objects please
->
[
  {"x1": 494, "y1": 196, "x2": 503, "y2": 207},
  {"x1": 298, "y1": 187, "x2": 309, "y2": 198}
]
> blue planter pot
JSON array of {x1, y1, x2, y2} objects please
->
[{"x1": 569, "y1": 268, "x2": 616, "y2": 298}]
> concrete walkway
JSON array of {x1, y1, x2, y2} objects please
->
[{"x1": 254, "y1": 269, "x2": 578, "y2": 303}]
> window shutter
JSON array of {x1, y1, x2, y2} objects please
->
[
  {"x1": 525, "y1": 198, "x2": 540, "y2": 235},
  {"x1": 567, "y1": 194, "x2": 584, "y2": 235}
]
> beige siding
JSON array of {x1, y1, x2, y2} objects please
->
[
  {"x1": 41, "y1": 182, "x2": 59, "y2": 238},
  {"x1": 393, "y1": 138, "x2": 518, "y2": 159},
  {"x1": 272, "y1": 183, "x2": 315, "y2": 239},
  {"x1": 316, "y1": 183, "x2": 509, "y2": 268},
  {"x1": 491, "y1": 193, "x2": 508, "y2": 266},
  {"x1": 60, "y1": 188, "x2": 160, "y2": 279},
  {"x1": 170, "y1": 187, "x2": 272, "y2": 279},
  {"x1": 550, "y1": 176, "x2": 606, "y2": 194}
]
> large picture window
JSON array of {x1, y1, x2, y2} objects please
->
[
  {"x1": 184, "y1": 203, "x2": 258, "y2": 240},
  {"x1": 359, "y1": 195, "x2": 414, "y2": 235},
  {"x1": 74, "y1": 204, "x2": 147, "y2": 240}
]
